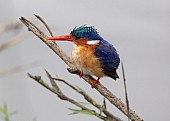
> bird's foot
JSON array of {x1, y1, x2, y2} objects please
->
[
  {"x1": 91, "y1": 78, "x2": 100, "y2": 88},
  {"x1": 79, "y1": 71, "x2": 84, "y2": 78}
]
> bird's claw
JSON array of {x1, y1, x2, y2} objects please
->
[
  {"x1": 79, "y1": 71, "x2": 84, "y2": 78},
  {"x1": 91, "y1": 79, "x2": 99, "y2": 88}
]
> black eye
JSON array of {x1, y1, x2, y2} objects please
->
[{"x1": 74, "y1": 36, "x2": 81, "y2": 40}]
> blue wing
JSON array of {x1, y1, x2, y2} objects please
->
[{"x1": 94, "y1": 39, "x2": 120, "y2": 79}]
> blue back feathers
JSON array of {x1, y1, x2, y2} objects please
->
[
  {"x1": 94, "y1": 40, "x2": 120, "y2": 69},
  {"x1": 94, "y1": 40, "x2": 120, "y2": 79},
  {"x1": 70, "y1": 25, "x2": 103, "y2": 40}
]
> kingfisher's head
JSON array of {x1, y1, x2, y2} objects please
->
[
  {"x1": 70, "y1": 25, "x2": 103, "y2": 40},
  {"x1": 46, "y1": 25, "x2": 103, "y2": 45}
]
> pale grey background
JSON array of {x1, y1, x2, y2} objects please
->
[{"x1": 0, "y1": 0, "x2": 170, "y2": 121}]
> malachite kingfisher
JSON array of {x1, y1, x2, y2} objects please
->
[{"x1": 46, "y1": 25, "x2": 120, "y2": 88}]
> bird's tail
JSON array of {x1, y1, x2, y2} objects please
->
[
  {"x1": 114, "y1": 72, "x2": 119, "y2": 80},
  {"x1": 104, "y1": 70, "x2": 119, "y2": 80}
]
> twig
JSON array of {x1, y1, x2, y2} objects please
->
[
  {"x1": 53, "y1": 76, "x2": 122, "y2": 121},
  {"x1": 34, "y1": 14, "x2": 53, "y2": 37},
  {"x1": 19, "y1": 17, "x2": 72, "y2": 67},
  {"x1": 103, "y1": 98, "x2": 107, "y2": 110},
  {"x1": 19, "y1": 16, "x2": 143, "y2": 121},
  {"x1": 28, "y1": 71, "x2": 109, "y2": 121},
  {"x1": 53, "y1": 76, "x2": 78, "y2": 91},
  {"x1": 121, "y1": 61, "x2": 130, "y2": 121}
]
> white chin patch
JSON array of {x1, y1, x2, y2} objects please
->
[{"x1": 86, "y1": 40, "x2": 100, "y2": 45}]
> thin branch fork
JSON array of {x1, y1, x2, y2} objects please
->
[
  {"x1": 19, "y1": 16, "x2": 143, "y2": 121},
  {"x1": 52, "y1": 76, "x2": 119, "y2": 120},
  {"x1": 28, "y1": 71, "x2": 110, "y2": 121}
]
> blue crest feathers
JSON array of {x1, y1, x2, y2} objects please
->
[{"x1": 70, "y1": 25, "x2": 103, "y2": 40}]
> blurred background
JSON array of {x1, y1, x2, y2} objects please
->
[{"x1": 0, "y1": 0, "x2": 170, "y2": 121}]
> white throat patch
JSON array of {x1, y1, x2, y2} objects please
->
[{"x1": 86, "y1": 40, "x2": 100, "y2": 45}]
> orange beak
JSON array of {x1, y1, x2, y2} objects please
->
[{"x1": 46, "y1": 34, "x2": 74, "y2": 42}]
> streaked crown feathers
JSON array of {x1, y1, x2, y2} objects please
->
[{"x1": 70, "y1": 25, "x2": 103, "y2": 40}]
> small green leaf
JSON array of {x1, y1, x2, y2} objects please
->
[
  {"x1": 0, "y1": 103, "x2": 17, "y2": 121},
  {"x1": 67, "y1": 108, "x2": 94, "y2": 116},
  {"x1": 0, "y1": 106, "x2": 7, "y2": 118},
  {"x1": 0, "y1": 108, "x2": 6, "y2": 117},
  {"x1": 0, "y1": 107, "x2": 4, "y2": 113}
]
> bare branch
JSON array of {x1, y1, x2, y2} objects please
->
[
  {"x1": 28, "y1": 72, "x2": 109, "y2": 121},
  {"x1": 19, "y1": 16, "x2": 73, "y2": 67},
  {"x1": 34, "y1": 14, "x2": 53, "y2": 37},
  {"x1": 121, "y1": 61, "x2": 130, "y2": 121},
  {"x1": 53, "y1": 76, "x2": 121, "y2": 121},
  {"x1": 20, "y1": 16, "x2": 143, "y2": 121}
]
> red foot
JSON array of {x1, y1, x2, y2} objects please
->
[
  {"x1": 91, "y1": 78, "x2": 100, "y2": 88},
  {"x1": 79, "y1": 71, "x2": 84, "y2": 78}
]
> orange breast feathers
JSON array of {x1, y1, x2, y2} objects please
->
[{"x1": 71, "y1": 41, "x2": 105, "y2": 78}]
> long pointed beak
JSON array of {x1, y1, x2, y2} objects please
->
[{"x1": 46, "y1": 34, "x2": 74, "y2": 41}]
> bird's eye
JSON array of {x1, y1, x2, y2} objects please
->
[{"x1": 74, "y1": 36, "x2": 81, "y2": 40}]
